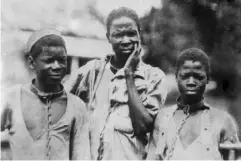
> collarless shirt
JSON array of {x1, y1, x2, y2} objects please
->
[{"x1": 1, "y1": 82, "x2": 90, "y2": 160}]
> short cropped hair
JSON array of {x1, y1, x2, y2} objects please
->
[
  {"x1": 30, "y1": 34, "x2": 66, "y2": 58},
  {"x1": 106, "y1": 7, "x2": 141, "y2": 36},
  {"x1": 175, "y1": 48, "x2": 211, "y2": 79}
]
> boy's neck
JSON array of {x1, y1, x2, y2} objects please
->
[
  {"x1": 112, "y1": 54, "x2": 128, "y2": 69},
  {"x1": 179, "y1": 95, "x2": 203, "y2": 105},
  {"x1": 177, "y1": 95, "x2": 206, "y2": 114},
  {"x1": 33, "y1": 79, "x2": 62, "y2": 94}
]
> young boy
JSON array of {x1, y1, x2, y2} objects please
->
[
  {"x1": 66, "y1": 7, "x2": 167, "y2": 160},
  {"x1": 147, "y1": 48, "x2": 240, "y2": 160},
  {"x1": 64, "y1": 7, "x2": 167, "y2": 160},
  {"x1": 1, "y1": 29, "x2": 90, "y2": 160}
]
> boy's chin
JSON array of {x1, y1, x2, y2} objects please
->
[
  {"x1": 47, "y1": 79, "x2": 63, "y2": 85},
  {"x1": 184, "y1": 93, "x2": 203, "y2": 100},
  {"x1": 185, "y1": 91, "x2": 198, "y2": 95}
]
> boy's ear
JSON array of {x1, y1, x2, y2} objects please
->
[
  {"x1": 106, "y1": 33, "x2": 110, "y2": 43},
  {"x1": 175, "y1": 71, "x2": 178, "y2": 78},
  {"x1": 175, "y1": 73, "x2": 178, "y2": 83},
  {"x1": 28, "y1": 56, "x2": 35, "y2": 70},
  {"x1": 206, "y1": 76, "x2": 210, "y2": 84}
]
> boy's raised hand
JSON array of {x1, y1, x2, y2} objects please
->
[{"x1": 124, "y1": 42, "x2": 141, "y2": 73}]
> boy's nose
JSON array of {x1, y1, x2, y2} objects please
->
[
  {"x1": 122, "y1": 36, "x2": 131, "y2": 44},
  {"x1": 187, "y1": 77, "x2": 196, "y2": 87},
  {"x1": 52, "y1": 60, "x2": 61, "y2": 69}
]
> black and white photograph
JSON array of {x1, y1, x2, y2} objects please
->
[{"x1": 1, "y1": 0, "x2": 241, "y2": 160}]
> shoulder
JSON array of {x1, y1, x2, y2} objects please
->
[
  {"x1": 140, "y1": 62, "x2": 166, "y2": 88},
  {"x1": 208, "y1": 105, "x2": 231, "y2": 122},
  {"x1": 208, "y1": 105, "x2": 238, "y2": 131},
  {"x1": 77, "y1": 58, "x2": 107, "y2": 73},
  {"x1": 64, "y1": 59, "x2": 106, "y2": 91},
  {"x1": 207, "y1": 105, "x2": 239, "y2": 143}
]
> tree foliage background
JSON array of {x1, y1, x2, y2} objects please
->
[{"x1": 141, "y1": 0, "x2": 241, "y2": 135}]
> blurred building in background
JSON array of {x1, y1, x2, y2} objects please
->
[
  {"x1": 1, "y1": 0, "x2": 113, "y2": 87},
  {"x1": 1, "y1": 0, "x2": 162, "y2": 87}
]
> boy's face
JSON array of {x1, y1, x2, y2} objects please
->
[
  {"x1": 30, "y1": 46, "x2": 67, "y2": 85},
  {"x1": 176, "y1": 60, "x2": 208, "y2": 99},
  {"x1": 107, "y1": 16, "x2": 140, "y2": 60}
]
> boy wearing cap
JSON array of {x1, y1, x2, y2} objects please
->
[
  {"x1": 1, "y1": 29, "x2": 90, "y2": 160},
  {"x1": 147, "y1": 48, "x2": 240, "y2": 160}
]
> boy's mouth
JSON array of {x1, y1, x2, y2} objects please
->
[
  {"x1": 185, "y1": 90, "x2": 198, "y2": 94},
  {"x1": 122, "y1": 49, "x2": 132, "y2": 54},
  {"x1": 49, "y1": 74, "x2": 62, "y2": 79}
]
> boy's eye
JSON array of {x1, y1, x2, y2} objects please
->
[
  {"x1": 59, "y1": 57, "x2": 67, "y2": 63},
  {"x1": 194, "y1": 74, "x2": 205, "y2": 80},
  {"x1": 43, "y1": 58, "x2": 53, "y2": 63},
  {"x1": 127, "y1": 31, "x2": 137, "y2": 37},
  {"x1": 42, "y1": 56, "x2": 67, "y2": 64},
  {"x1": 112, "y1": 33, "x2": 122, "y2": 38},
  {"x1": 180, "y1": 73, "x2": 189, "y2": 79}
]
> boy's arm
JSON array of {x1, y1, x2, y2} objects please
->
[
  {"x1": 1, "y1": 106, "x2": 11, "y2": 132},
  {"x1": 220, "y1": 112, "x2": 240, "y2": 159},
  {"x1": 1, "y1": 89, "x2": 13, "y2": 132},
  {"x1": 221, "y1": 112, "x2": 239, "y2": 144},
  {"x1": 125, "y1": 69, "x2": 167, "y2": 136},
  {"x1": 1, "y1": 95, "x2": 13, "y2": 160},
  {"x1": 1, "y1": 106, "x2": 12, "y2": 147},
  {"x1": 71, "y1": 101, "x2": 90, "y2": 160}
]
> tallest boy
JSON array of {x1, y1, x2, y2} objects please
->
[{"x1": 65, "y1": 7, "x2": 167, "y2": 160}]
